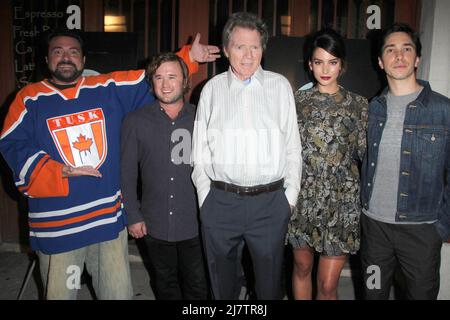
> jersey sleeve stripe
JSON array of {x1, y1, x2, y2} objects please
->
[{"x1": 15, "y1": 151, "x2": 47, "y2": 187}]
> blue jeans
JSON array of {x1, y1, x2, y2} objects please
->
[{"x1": 37, "y1": 228, "x2": 132, "y2": 300}]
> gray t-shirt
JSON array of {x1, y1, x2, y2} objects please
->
[{"x1": 364, "y1": 88, "x2": 433, "y2": 224}]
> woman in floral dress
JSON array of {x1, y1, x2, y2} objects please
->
[{"x1": 286, "y1": 29, "x2": 368, "y2": 299}]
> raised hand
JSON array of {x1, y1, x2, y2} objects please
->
[{"x1": 189, "y1": 33, "x2": 221, "y2": 63}]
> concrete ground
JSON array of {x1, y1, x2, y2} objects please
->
[
  {"x1": 438, "y1": 243, "x2": 450, "y2": 299},
  {"x1": 0, "y1": 241, "x2": 368, "y2": 300},
  {"x1": 0, "y1": 241, "x2": 154, "y2": 300}
]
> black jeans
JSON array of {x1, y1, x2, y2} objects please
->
[
  {"x1": 143, "y1": 235, "x2": 208, "y2": 300},
  {"x1": 360, "y1": 214, "x2": 442, "y2": 299}
]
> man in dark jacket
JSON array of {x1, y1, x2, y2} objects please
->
[{"x1": 360, "y1": 23, "x2": 450, "y2": 300}]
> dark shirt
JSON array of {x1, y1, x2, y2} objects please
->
[{"x1": 121, "y1": 101, "x2": 199, "y2": 242}]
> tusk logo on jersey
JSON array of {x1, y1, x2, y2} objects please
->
[{"x1": 47, "y1": 108, "x2": 107, "y2": 169}]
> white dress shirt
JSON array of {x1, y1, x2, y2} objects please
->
[{"x1": 191, "y1": 66, "x2": 302, "y2": 207}]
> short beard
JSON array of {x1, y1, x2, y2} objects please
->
[
  {"x1": 155, "y1": 91, "x2": 184, "y2": 105},
  {"x1": 50, "y1": 63, "x2": 84, "y2": 83}
]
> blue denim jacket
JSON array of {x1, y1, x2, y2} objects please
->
[{"x1": 361, "y1": 80, "x2": 450, "y2": 240}]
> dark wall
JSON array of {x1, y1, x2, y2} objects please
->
[
  {"x1": 34, "y1": 32, "x2": 139, "y2": 81},
  {"x1": 264, "y1": 36, "x2": 385, "y2": 100},
  {"x1": 81, "y1": 32, "x2": 139, "y2": 73}
]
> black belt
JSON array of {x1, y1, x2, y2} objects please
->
[{"x1": 212, "y1": 179, "x2": 284, "y2": 196}]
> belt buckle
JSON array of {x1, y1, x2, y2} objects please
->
[{"x1": 248, "y1": 187, "x2": 258, "y2": 196}]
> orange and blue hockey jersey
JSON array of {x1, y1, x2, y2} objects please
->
[
  {"x1": 0, "y1": 47, "x2": 197, "y2": 254},
  {"x1": 0, "y1": 70, "x2": 151, "y2": 254}
]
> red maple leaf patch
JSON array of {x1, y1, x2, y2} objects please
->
[{"x1": 72, "y1": 134, "x2": 93, "y2": 154}]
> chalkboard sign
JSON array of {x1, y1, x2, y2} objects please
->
[{"x1": 11, "y1": 0, "x2": 81, "y2": 88}]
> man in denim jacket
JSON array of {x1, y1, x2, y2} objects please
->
[{"x1": 360, "y1": 23, "x2": 450, "y2": 299}]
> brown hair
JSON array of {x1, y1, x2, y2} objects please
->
[{"x1": 146, "y1": 52, "x2": 190, "y2": 95}]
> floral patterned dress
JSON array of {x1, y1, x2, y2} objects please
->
[{"x1": 287, "y1": 86, "x2": 368, "y2": 256}]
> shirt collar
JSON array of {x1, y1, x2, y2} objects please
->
[
  {"x1": 155, "y1": 101, "x2": 194, "y2": 119},
  {"x1": 376, "y1": 79, "x2": 431, "y2": 107},
  {"x1": 227, "y1": 65, "x2": 264, "y2": 88}
]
